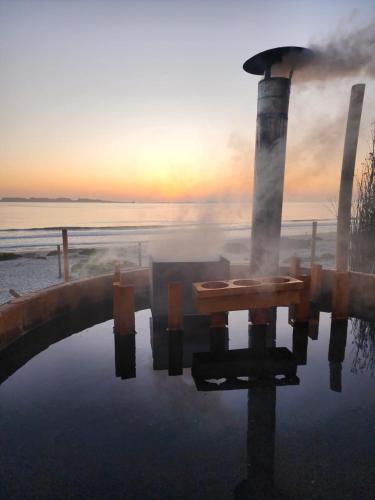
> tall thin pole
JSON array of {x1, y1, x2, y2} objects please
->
[
  {"x1": 62, "y1": 228, "x2": 70, "y2": 282},
  {"x1": 138, "y1": 242, "x2": 142, "y2": 267},
  {"x1": 336, "y1": 84, "x2": 365, "y2": 272},
  {"x1": 57, "y1": 244, "x2": 62, "y2": 278},
  {"x1": 310, "y1": 221, "x2": 317, "y2": 266}
]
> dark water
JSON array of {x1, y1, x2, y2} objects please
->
[{"x1": 0, "y1": 308, "x2": 374, "y2": 499}]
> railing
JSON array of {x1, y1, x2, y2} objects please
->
[{"x1": 0, "y1": 221, "x2": 335, "y2": 305}]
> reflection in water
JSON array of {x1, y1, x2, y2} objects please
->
[
  {"x1": 308, "y1": 308, "x2": 320, "y2": 340},
  {"x1": 0, "y1": 302, "x2": 112, "y2": 386},
  {"x1": 2, "y1": 306, "x2": 375, "y2": 498},
  {"x1": 150, "y1": 318, "x2": 214, "y2": 370},
  {"x1": 292, "y1": 323, "x2": 308, "y2": 365},
  {"x1": 170, "y1": 311, "x2": 299, "y2": 499},
  {"x1": 350, "y1": 318, "x2": 375, "y2": 376},
  {"x1": 168, "y1": 330, "x2": 183, "y2": 376},
  {"x1": 328, "y1": 320, "x2": 348, "y2": 392},
  {"x1": 114, "y1": 334, "x2": 136, "y2": 379}
]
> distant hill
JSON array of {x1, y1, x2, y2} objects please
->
[{"x1": 0, "y1": 197, "x2": 130, "y2": 203}]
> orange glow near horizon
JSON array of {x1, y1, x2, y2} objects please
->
[
  {"x1": 0, "y1": 116, "x2": 367, "y2": 203},
  {"x1": 2, "y1": 0, "x2": 374, "y2": 205},
  {"x1": 0, "y1": 155, "x2": 343, "y2": 202}
]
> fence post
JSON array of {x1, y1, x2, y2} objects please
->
[
  {"x1": 289, "y1": 256, "x2": 301, "y2": 277},
  {"x1": 311, "y1": 221, "x2": 317, "y2": 265},
  {"x1": 138, "y1": 242, "x2": 142, "y2": 267},
  {"x1": 62, "y1": 229, "x2": 70, "y2": 282},
  {"x1": 57, "y1": 244, "x2": 62, "y2": 278}
]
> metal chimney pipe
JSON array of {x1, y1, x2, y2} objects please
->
[
  {"x1": 243, "y1": 46, "x2": 311, "y2": 276},
  {"x1": 250, "y1": 77, "x2": 290, "y2": 275},
  {"x1": 336, "y1": 84, "x2": 365, "y2": 272}
]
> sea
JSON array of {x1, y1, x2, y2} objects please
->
[{"x1": 0, "y1": 201, "x2": 336, "y2": 252}]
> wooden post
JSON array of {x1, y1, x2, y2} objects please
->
[
  {"x1": 293, "y1": 274, "x2": 311, "y2": 323},
  {"x1": 113, "y1": 263, "x2": 121, "y2": 283},
  {"x1": 57, "y1": 244, "x2": 62, "y2": 278},
  {"x1": 113, "y1": 274, "x2": 135, "y2": 335},
  {"x1": 249, "y1": 308, "x2": 268, "y2": 325},
  {"x1": 167, "y1": 282, "x2": 183, "y2": 331},
  {"x1": 62, "y1": 228, "x2": 70, "y2": 282},
  {"x1": 210, "y1": 312, "x2": 227, "y2": 328},
  {"x1": 332, "y1": 271, "x2": 350, "y2": 320},
  {"x1": 310, "y1": 221, "x2": 317, "y2": 265},
  {"x1": 310, "y1": 263, "x2": 322, "y2": 303},
  {"x1": 288, "y1": 256, "x2": 301, "y2": 324},
  {"x1": 289, "y1": 256, "x2": 301, "y2": 277},
  {"x1": 336, "y1": 84, "x2": 365, "y2": 272},
  {"x1": 138, "y1": 242, "x2": 142, "y2": 267}
]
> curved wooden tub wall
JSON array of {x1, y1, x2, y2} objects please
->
[
  {"x1": 2, "y1": 263, "x2": 375, "y2": 359},
  {"x1": 0, "y1": 268, "x2": 150, "y2": 353}
]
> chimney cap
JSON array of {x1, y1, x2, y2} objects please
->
[{"x1": 243, "y1": 46, "x2": 313, "y2": 76}]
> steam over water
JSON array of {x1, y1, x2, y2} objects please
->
[{"x1": 0, "y1": 201, "x2": 335, "y2": 251}]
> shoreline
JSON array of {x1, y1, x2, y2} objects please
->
[{"x1": 0, "y1": 232, "x2": 337, "y2": 305}]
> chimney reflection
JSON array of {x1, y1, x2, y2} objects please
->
[
  {"x1": 328, "y1": 319, "x2": 348, "y2": 392},
  {"x1": 237, "y1": 315, "x2": 277, "y2": 498},
  {"x1": 189, "y1": 310, "x2": 298, "y2": 498}
]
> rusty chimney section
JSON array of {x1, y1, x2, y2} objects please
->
[{"x1": 243, "y1": 46, "x2": 311, "y2": 276}]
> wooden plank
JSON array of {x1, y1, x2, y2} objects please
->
[
  {"x1": 194, "y1": 289, "x2": 301, "y2": 314},
  {"x1": 193, "y1": 276, "x2": 303, "y2": 299},
  {"x1": 113, "y1": 283, "x2": 135, "y2": 334},
  {"x1": 168, "y1": 282, "x2": 183, "y2": 331},
  {"x1": 293, "y1": 275, "x2": 311, "y2": 323},
  {"x1": 249, "y1": 308, "x2": 269, "y2": 325},
  {"x1": 210, "y1": 312, "x2": 227, "y2": 328},
  {"x1": 310, "y1": 263, "x2": 322, "y2": 303},
  {"x1": 332, "y1": 271, "x2": 350, "y2": 319}
]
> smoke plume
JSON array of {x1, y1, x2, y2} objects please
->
[{"x1": 297, "y1": 18, "x2": 375, "y2": 82}]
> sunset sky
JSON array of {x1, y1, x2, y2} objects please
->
[{"x1": 1, "y1": 0, "x2": 374, "y2": 202}]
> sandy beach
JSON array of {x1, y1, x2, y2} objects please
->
[{"x1": 0, "y1": 231, "x2": 337, "y2": 305}]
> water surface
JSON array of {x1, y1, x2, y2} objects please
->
[{"x1": 0, "y1": 308, "x2": 373, "y2": 499}]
